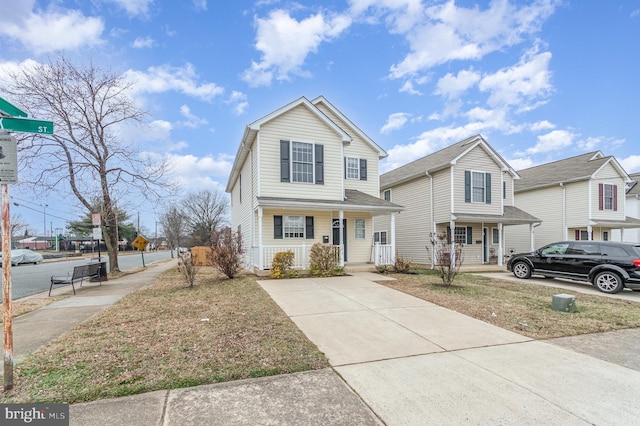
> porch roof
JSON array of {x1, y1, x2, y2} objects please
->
[
  {"x1": 257, "y1": 189, "x2": 404, "y2": 216},
  {"x1": 589, "y1": 216, "x2": 640, "y2": 229},
  {"x1": 451, "y1": 206, "x2": 540, "y2": 226}
]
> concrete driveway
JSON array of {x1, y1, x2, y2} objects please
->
[{"x1": 259, "y1": 272, "x2": 640, "y2": 425}]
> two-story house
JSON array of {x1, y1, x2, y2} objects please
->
[
  {"x1": 508, "y1": 152, "x2": 640, "y2": 253},
  {"x1": 375, "y1": 135, "x2": 539, "y2": 267},
  {"x1": 612, "y1": 172, "x2": 640, "y2": 243},
  {"x1": 226, "y1": 96, "x2": 403, "y2": 272}
]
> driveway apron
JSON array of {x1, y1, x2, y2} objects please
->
[{"x1": 258, "y1": 273, "x2": 640, "y2": 425}]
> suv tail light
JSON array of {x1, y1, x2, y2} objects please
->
[{"x1": 634, "y1": 260, "x2": 640, "y2": 268}]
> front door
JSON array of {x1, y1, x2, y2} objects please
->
[{"x1": 332, "y1": 219, "x2": 347, "y2": 262}]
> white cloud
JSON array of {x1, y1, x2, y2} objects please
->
[
  {"x1": 166, "y1": 153, "x2": 234, "y2": 191},
  {"x1": 399, "y1": 80, "x2": 422, "y2": 95},
  {"x1": 388, "y1": 0, "x2": 557, "y2": 79},
  {"x1": 435, "y1": 68, "x2": 481, "y2": 99},
  {"x1": 620, "y1": 155, "x2": 640, "y2": 174},
  {"x1": 525, "y1": 129, "x2": 574, "y2": 155},
  {"x1": 226, "y1": 91, "x2": 249, "y2": 116},
  {"x1": 479, "y1": 47, "x2": 553, "y2": 109},
  {"x1": 193, "y1": 0, "x2": 207, "y2": 12},
  {"x1": 242, "y1": 9, "x2": 351, "y2": 86},
  {"x1": 106, "y1": 0, "x2": 154, "y2": 17},
  {"x1": 124, "y1": 63, "x2": 224, "y2": 101},
  {"x1": 178, "y1": 105, "x2": 208, "y2": 129},
  {"x1": 132, "y1": 36, "x2": 155, "y2": 48},
  {"x1": 0, "y1": 5, "x2": 104, "y2": 54},
  {"x1": 576, "y1": 136, "x2": 603, "y2": 152},
  {"x1": 529, "y1": 120, "x2": 555, "y2": 132},
  {"x1": 506, "y1": 156, "x2": 536, "y2": 171},
  {"x1": 380, "y1": 112, "x2": 411, "y2": 134}
]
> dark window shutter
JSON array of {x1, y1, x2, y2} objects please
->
[
  {"x1": 464, "y1": 171, "x2": 471, "y2": 203},
  {"x1": 466, "y1": 226, "x2": 473, "y2": 245},
  {"x1": 575, "y1": 230, "x2": 580, "y2": 240},
  {"x1": 344, "y1": 157, "x2": 347, "y2": 179},
  {"x1": 598, "y1": 183, "x2": 603, "y2": 210},
  {"x1": 305, "y1": 216, "x2": 314, "y2": 239},
  {"x1": 274, "y1": 216, "x2": 283, "y2": 239},
  {"x1": 503, "y1": 181, "x2": 506, "y2": 199},
  {"x1": 446, "y1": 226, "x2": 452, "y2": 244},
  {"x1": 280, "y1": 141, "x2": 290, "y2": 182},
  {"x1": 315, "y1": 144, "x2": 324, "y2": 184},
  {"x1": 360, "y1": 159, "x2": 367, "y2": 181},
  {"x1": 485, "y1": 173, "x2": 491, "y2": 204},
  {"x1": 613, "y1": 184, "x2": 618, "y2": 211}
]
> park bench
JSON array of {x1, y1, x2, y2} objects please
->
[{"x1": 49, "y1": 263, "x2": 102, "y2": 297}]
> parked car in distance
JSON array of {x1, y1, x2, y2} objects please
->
[
  {"x1": 0, "y1": 249, "x2": 44, "y2": 266},
  {"x1": 507, "y1": 241, "x2": 640, "y2": 294}
]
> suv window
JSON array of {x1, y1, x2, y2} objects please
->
[
  {"x1": 567, "y1": 243, "x2": 601, "y2": 256},
  {"x1": 540, "y1": 242, "x2": 569, "y2": 255},
  {"x1": 601, "y1": 245, "x2": 631, "y2": 257}
]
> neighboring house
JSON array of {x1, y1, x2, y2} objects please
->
[
  {"x1": 509, "y1": 152, "x2": 640, "y2": 253},
  {"x1": 376, "y1": 135, "x2": 539, "y2": 267},
  {"x1": 226, "y1": 96, "x2": 403, "y2": 272},
  {"x1": 612, "y1": 172, "x2": 640, "y2": 243}
]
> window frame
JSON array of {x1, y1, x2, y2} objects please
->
[
  {"x1": 491, "y1": 227, "x2": 499, "y2": 245},
  {"x1": 453, "y1": 226, "x2": 467, "y2": 244},
  {"x1": 283, "y1": 215, "x2": 305, "y2": 239},
  {"x1": 471, "y1": 171, "x2": 486, "y2": 203},
  {"x1": 346, "y1": 157, "x2": 360, "y2": 180},
  {"x1": 291, "y1": 141, "x2": 314, "y2": 184},
  {"x1": 354, "y1": 218, "x2": 366, "y2": 240},
  {"x1": 603, "y1": 183, "x2": 614, "y2": 210},
  {"x1": 373, "y1": 231, "x2": 388, "y2": 245},
  {"x1": 383, "y1": 189, "x2": 391, "y2": 202}
]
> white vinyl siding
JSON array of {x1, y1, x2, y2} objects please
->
[
  {"x1": 259, "y1": 105, "x2": 342, "y2": 200},
  {"x1": 455, "y1": 146, "x2": 502, "y2": 215},
  {"x1": 315, "y1": 103, "x2": 380, "y2": 197}
]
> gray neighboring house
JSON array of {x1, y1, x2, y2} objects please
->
[
  {"x1": 375, "y1": 134, "x2": 539, "y2": 267},
  {"x1": 612, "y1": 172, "x2": 640, "y2": 243},
  {"x1": 508, "y1": 151, "x2": 640, "y2": 253}
]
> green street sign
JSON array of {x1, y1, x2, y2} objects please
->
[
  {"x1": 0, "y1": 97, "x2": 27, "y2": 118},
  {"x1": 0, "y1": 116, "x2": 54, "y2": 134}
]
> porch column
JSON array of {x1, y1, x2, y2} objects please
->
[
  {"x1": 587, "y1": 224, "x2": 593, "y2": 241},
  {"x1": 450, "y1": 219, "x2": 456, "y2": 266},
  {"x1": 497, "y1": 223, "x2": 503, "y2": 267},
  {"x1": 258, "y1": 207, "x2": 263, "y2": 270},
  {"x1": 339, "y1": 210, "x2": 344, "y2": 267},
  {"x1": 390, "y1": 213, "x2": 396, "y2": 263}
]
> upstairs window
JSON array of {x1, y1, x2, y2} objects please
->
[
  {"x1": 464, "y1": 170, "x2": 491, "y2": 204},
  {"x1": 346, "y1": 157, "x2": 359, "y2": 179},
  {"x1": 292, "y1": 142, "x2": 313, "y2": 183},
  {"x1": 280, "y1": 140, "x2": 324, "y2": 185},
  {"x1": 383, "y1": 189, "x2": 391, "y2": 201},
  {"x1": 599, "y1": 183, "x2": 617, "y2": 211}
]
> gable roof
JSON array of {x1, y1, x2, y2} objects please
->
[
  {"x1": 311, "y1": 96, "x2": 387, "y2": 159},
  {"x1": 380, "y1": 134, "x2": 518, "y2": 189},
  {"x1": 514, "y1": 151, "x2": 631, "y2": 193},
  {"x1": 626, "y1": 172, "x2": 640, "y2": 196},
  {"x1": 226, "y1": 96, "x2": 353, "y2": 192}
]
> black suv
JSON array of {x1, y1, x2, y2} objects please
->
[{"x1": 507, "y1": 241, "x2": 640, "y2": 294}]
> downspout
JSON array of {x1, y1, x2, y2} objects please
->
[
  {"x1": 426, "y1": 171, "x2": 435, "y2": 269},
  {"x1": 530, "y1": 222, "x2": 541, "y2": 251},
  {"x1": 560, "y1": 182, "x2": 567, "y2": 240}
]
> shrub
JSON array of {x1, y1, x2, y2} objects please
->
[
  {"x1": 270, "y1": 250, "x2": 297, "y2": 279},
  {"x1": 309, "y1": 243, "x2": 342, "y2": 277},
  {"x1": 177, "y1": 253, "x2": 198, "y2": 287},
  {"x1": 429, "y1": 232, "x2": 465, "y2": 286},
  {"x1": 393, "y1": 253, "x2": 412, "y2": 273},
  {"x1": 209, "y1": 227, "x2": 245, "y2": 278}
]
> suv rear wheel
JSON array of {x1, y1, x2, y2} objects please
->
[
  {"x1": 593, "y1": 271, "x2": 624, "y2": 294},
  {"x1": 512, "y1": 261, "x2": 532, "y2": 279}
]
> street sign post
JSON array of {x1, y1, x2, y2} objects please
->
[
  {"x1": 0, "y1": 97, "x2": 27, "y2": 118},
  {"x1": 0, "y1": 117, "x2": 54, "y2": 134}
]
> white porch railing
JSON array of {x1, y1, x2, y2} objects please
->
[
  {"x1": 254, "y1": 244, "x2": 340, "y2": 270},
  {"x1": 372, "y1": 243, "x2": 394, "y2": 266}
]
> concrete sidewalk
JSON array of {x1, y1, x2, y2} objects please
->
[{"x1": 258, "y1": 272, "x2": 640, "y2": 425}]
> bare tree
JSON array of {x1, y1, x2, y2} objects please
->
[
  {"x1": 181, "y1": 190, "x2": 228, "y2": 246},
  {"x1": 1, "y1": 56, "x2": 171, "y2": 272},
  {"x1": 159, "y1": 205, "x2": 187, "y2": 257},
  {"x1": 429, "y1": 232, "x2": 465, "y2": 286},
  {"x1": 0, "y1": 214, "x2": 28, "y2": 247}
]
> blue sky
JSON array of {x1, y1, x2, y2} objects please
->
[{"x1": 1, "y1": 0, "x2": 639, "y2": 235}]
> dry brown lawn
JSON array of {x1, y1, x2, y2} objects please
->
[
  {"x1": 380, "y1": 269, "x2": 640, "y2": 339},
  {"x1": 1, "y1": 267, "x2": 328, "y2": 404}
]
